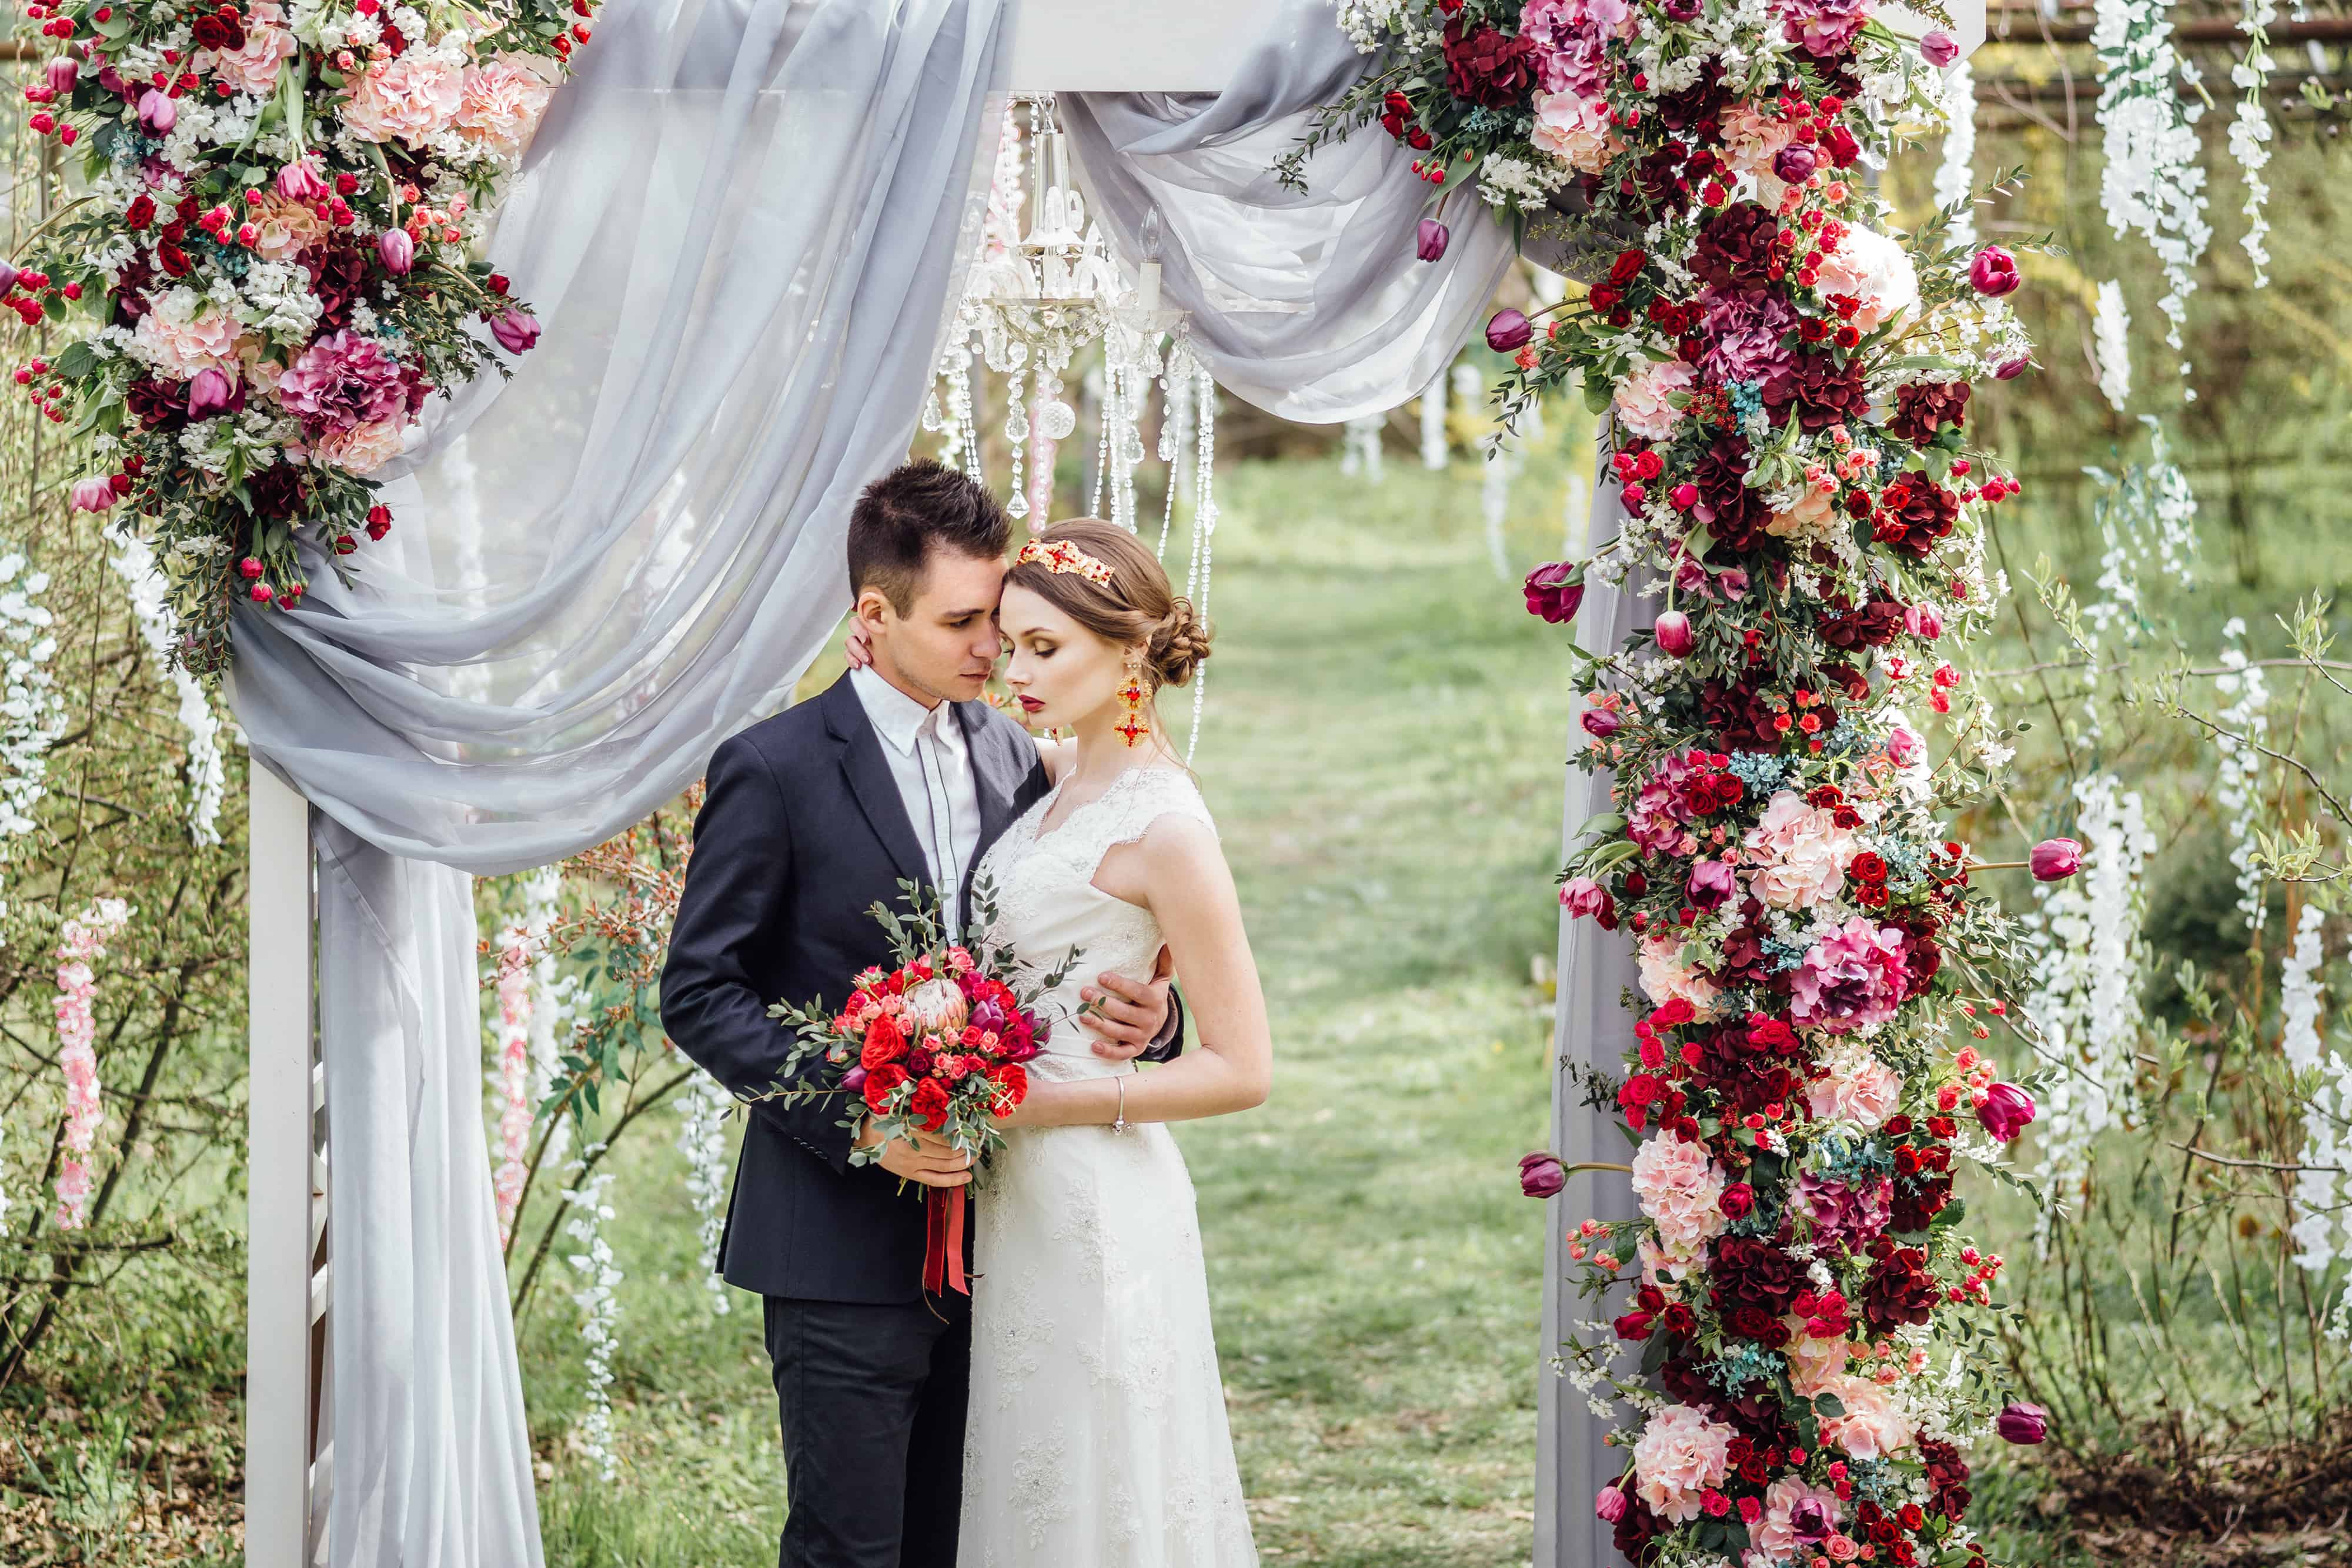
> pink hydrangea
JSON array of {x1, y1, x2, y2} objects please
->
[
  {"x1": 274, "y1": 331, "x2": 411, "y2": 434},
  {"x1": 1518, "y1": 0, "x2": 1625, "y2": 95},
  {"x1": 132, "y1": 305, "x2": 244, "y2": 380},
  {"x1": 1613, "y1": 356, "x2": 1695, "y2": 442},
  {"x1": 456, "y1": 54, "x2": 557, "y2": 156},
  {"x1": 1631, "y1": 1402, "x2": 1737, "y2": 1524},
  {"x1": 199, "y1": 0, "x2": 296, "y2": 95},
  {"x1": 1747, "y1": 1476, "x2": 1843, "y2": 1567},
  {"x1": 1638, "y1": 933, "x2": 1723, "y2": 1019},
  {"x1": 342, "y1": 54, "x2": 465, "y2": 146},
  {"x1": 1790, "y1": 917, "x2": 1909, "y2": 1034},
  {"x1": 1630, "y1": 1132, "x2": 1729, "y2": 1252},
  {"x1": 1531, "y1": 90, "x2": 1616, "y2": 174},
  {"x1": 1813, "y1": 224, "x2": 1919, "y2": 330}
]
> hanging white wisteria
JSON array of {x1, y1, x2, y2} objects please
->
[
  {"x1": 1340, "y1": 413, "x2": 1387, "y2": 483},
  {"x1": 0, "y1": 550, "x2": 62, "y2": 941},
  {"x1": 2214, "y1": 617, "x2": 2272, "y2": 934},
  {"x1": 2028, "y1": 771, "x2": 2157, "y2": 1246},
  {"x1": 1419, "y1": 364, "x2": 1449, "y2": 470},
  {"x1": 105, "y1": 530, "x2": 225, "y2": 848},
  {"x1": 677, "y1": 1072, "x2": 734, "y2": 1317},
  {"x1": 2082, "y1": 416, "x2": 2200, "y2": 642},
  {"x1": 2093, "y1": 0, "x2": 2214, "y2": 384},
  {"x1": 2281, "y1": 907, "x2": 2344, "y2": 1283},
  {"x1": 1932, "y1": 59, "x2": 1979, "y2": 251},
  {"x1": 562, "y1": 1156, "x2": 623, "y2": 1482},
  {"x1": 2093, "y1": 280, "x2": 2133, "y2": 414},
  {"x1": 2230, "y1": 0, "x2": 2277, "y2": 285}
]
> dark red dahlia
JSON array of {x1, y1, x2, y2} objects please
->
[
  {"x1": 1887, "y1": 380, "x2": 1969, "y2": 444},
  {"x1": 302, "y1": 245, "x2": 373, "y2": 331},
  {"x1": 1694, "y1": 436, "x2": 1773, "y2": 552},
  {"x1": 1441, "y1": 18, "x2": 1536, "y2": 108},
  {"x1": 1770, "y1": 349, "x2": 1870, "y2": 432},
  {"x1": 1862, "y1": 1246, "x2": 1940, "y2": 1332},
  {"x1": 1884, "y1": 480, "x2": 1960, "y2": 559},
  {"x1": 1710, "y1": 1235, "x2": 1802, "y2": 1317},
  {"x1": 1819, "y1": 598, "x2": 1905, "y2": 650},
  {"x1": 1692, "y1": 202, "x2": 1780, "y2": 302}
]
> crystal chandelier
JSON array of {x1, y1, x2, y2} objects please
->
[{"x1": 923, "y1": 95, "x2": 1222, "y2": 757}]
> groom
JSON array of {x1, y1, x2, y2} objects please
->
[{"x1": 659, "y1": 458, "x2": 1181, "y2": 1568}]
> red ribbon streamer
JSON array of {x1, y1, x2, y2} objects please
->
[{"x1": 922, "y1": 1185, "x2": 968, "y2": 1296}]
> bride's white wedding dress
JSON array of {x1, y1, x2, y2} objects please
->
[{"x1": 957, "y1": 763, "x2": 1259, "y2": 1567}]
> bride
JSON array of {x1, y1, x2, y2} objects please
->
[{"x1": 865, "y1": 516, "x2": 1269, "y2": 1566}]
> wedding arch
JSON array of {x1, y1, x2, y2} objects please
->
[{"x1": 216, "y1": 0, "x2": 2013, "y2": 1563}]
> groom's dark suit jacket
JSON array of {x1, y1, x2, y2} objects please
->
[{"x1": 659, "y1": 671, "x2": 1178, "y2": 1302}]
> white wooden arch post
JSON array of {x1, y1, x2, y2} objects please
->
[{"x1": 242, "y1": 4, "x2": 1263, "y2": 1563}]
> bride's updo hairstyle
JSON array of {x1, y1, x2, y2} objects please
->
[{"x1": 1004, "y1": 518, "x2": 1213, "y2": 692}]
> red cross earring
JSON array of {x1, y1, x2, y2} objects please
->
[{"x1": 1115, "y1": 654, "x2": 1150, "y2": 748}]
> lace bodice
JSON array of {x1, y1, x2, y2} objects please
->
[{"x1": 974, "y1": 763, "x2": 1215, "y2": 1072}]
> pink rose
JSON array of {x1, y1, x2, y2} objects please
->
[
  {"x1": 1637, "y1": 933, "x2": 1722, "y2": 1019},
  {"x1": 1969, "y1": 245, "x2": 2022, "y2": 297},
  {"x1": 342, "y1": 54, "x2": 465, "y2": 146},
  {"x1": 1816, "y1": 1373, "x2": 1915, "y2": 1459}
]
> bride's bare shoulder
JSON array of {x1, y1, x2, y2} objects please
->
[{"x1": 1037, "y1": 736, "x2": 1076, "y2": 785}]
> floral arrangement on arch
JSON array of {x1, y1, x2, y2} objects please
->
[
  {"x1": 11, "y1": 0, "x2": 597, "y2": 676},
  {"x1": 1298, "y1": 3, "x2": 2069, "y2": 1566}
]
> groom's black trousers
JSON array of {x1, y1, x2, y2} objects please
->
[{"x1": 763, "y1": 1292, "x2": 971, "y2": 1568}]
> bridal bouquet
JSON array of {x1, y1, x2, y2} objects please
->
[
  {"x1": 10, "y1": 0, "x2": 596, "y2": 677},
  {"x1": 765, "y1": 875, "x2": 1063, "y2": 1294}
]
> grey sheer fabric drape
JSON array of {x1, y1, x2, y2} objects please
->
[
  {"x1": 1532, "y1": 476, "x2": 1651, "y2": 1566},
  {"x1": 224, "y1": 1, "x2": 1010, "y2": 1562},
  {"x1": 1063, "y1": 0, "x2": 1515, "y2": 423}
]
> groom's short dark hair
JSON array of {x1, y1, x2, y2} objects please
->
[{"x1": 848, "y1": 459, "x2": 1011, "y2": 616}]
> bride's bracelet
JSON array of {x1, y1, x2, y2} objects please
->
[{"x1": 1111, "y1": 1073, "x2": 1130, "y2": 1134}]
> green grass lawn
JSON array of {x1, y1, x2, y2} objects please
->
[{"x1": 522, "y1": 444, "x2": 1595, "y2": 1567}]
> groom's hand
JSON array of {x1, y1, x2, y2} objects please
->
[
  {"x1": 1076, "y1": 954, "x2": 1175, "y2": 1061},
  {"x1": 857, "y1": 1120, "x2": 972, "y2": 1187}
]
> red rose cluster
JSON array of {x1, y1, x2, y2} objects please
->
[{"x1": 834, "y1": 951, "x2": 1041, "y2": 1137}]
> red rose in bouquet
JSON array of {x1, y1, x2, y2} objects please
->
[{"x1": 765, "y1": 876, "x2": 1071, "y2": 1294}]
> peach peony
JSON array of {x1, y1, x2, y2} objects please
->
[
  {"x1": 246, "y1": 193, "x2": 329, "y2": 262},
  {"x1": 1718, "y1": 102, "x2": 1799, "y2": 178},
  {"x1": 309, "y1": 419, "x2": 410, "y2": 475},
  {"x1": 342, "y1": 54, "x2": 465, "y2": 146},
  {"x1": 1805, "y1": 1052, "x2": 1903, "y2": 1129},
  {"x1": 133, "y1": 304, "x2": 245, "y2": 379},
  {"x1": 199, "y1": 0, "x2": 297, "y2": 95},
  {"x1": 1813, "y1": 224, "x2": 1919, "y2": 330},
  {"x1": 1769, "y1": 479, "x2": 1840, "y2": 540},
  {"x1": 1783, "y1": 1331, "x2": 1854, "y2": 1397},
  {"x1": 1629, "y1": 1133, "x2": 1729, "y2": 1252},
  {"x1": 1530, "y1": 90, "x2": 1616, "y2": 175},
  {"x1": 456, "y1": 54, "x2": 557, "y2": 156},
  {"x1": 1613, "y1": 356, "x2": 1695, "y2": 443},
  {"x1": 1631, "y1": 1402, "x2": 1737, "y2": 1524},
  {"x1": 1815, "y1": 1372, "x2": 1915, "y2": 1460},
  {"x1": 1637, "y1": 932, "x2": 1723, "y2": 1018}
]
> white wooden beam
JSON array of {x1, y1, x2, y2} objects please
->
[{"x1": 247, "y1": 763, "x2": 318, "y2": 1568}]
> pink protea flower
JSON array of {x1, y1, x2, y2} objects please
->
[
  {"x1": 1629, "y1": 1132, "x2": 1729, "y2": 1252},
  {"x1": 274, "y1": 330, "x2": 410, "y2": 434},
  {"x1": 1630, "y1": 1402, "x2": 1736, "y2": 1524},
  {"x1": 1790, "y1": 917, "x2": 1910, "y2": 1034}
]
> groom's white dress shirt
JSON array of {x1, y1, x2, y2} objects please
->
[{"x1": 849, "y1": 664, "x2": 983, "y2": 940}]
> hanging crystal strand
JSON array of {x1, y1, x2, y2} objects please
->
[
  {"x1": 1004, "y1": 365, "x2": 1031, "y2": 520},
  {"x1": 1157, "y1": 358, "x2": 1192, "y2": 557},
  {"x1": 1028, "y1": 379, "x2": 1058, "y2": 522},
  {"x1": 1420, "y1": 364, "x2": 1449, "y2": 469},
  {"x1": 1106, "y1": 342, "x2": 1144, "y2": 533},
  {"x1": 1184, "y1": 363, "x2": 1218, "y2": 764},
  {"x1": 1083, "y1": 360, "x2": 1108, "y2": 517}
]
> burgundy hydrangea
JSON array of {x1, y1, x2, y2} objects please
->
[
  {"x1": 1692, "y1": 202, "x2": 1780, "y2": 302},
  {"x1": 1883, "y1": 479, "x2": 1960, "y2": 559},
  {"x1": 1442, "y1": 18, "x2": 1537, "y2": 108},
  {"x1": 1892, "y1": 1174, "x2": 1953, "y2": 1232},
  {"x1": 1693, "y1": 436, "x2": 1774, "y2": 552},
  {"x1": 1887, "y1": 379, "x2": 1970, "y2": 444},
  {"x1": 1696, "y1": 289, "x2": 1795, "y2": 386}
]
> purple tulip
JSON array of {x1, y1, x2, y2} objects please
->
[
  {"x1": 46, "y1": 57, "x2": 78, "y2": 96},
  {"x1": 1485, "y1": 307, "x2": 1532, "y2": 353},
  {"x1": 1581, "y1": 707, "x2": 1622, "y2": 741},
  {"x1": 2030, "y1": 837, "x2": 2083, "y2": 881},
  {"x1": 1977, "y1": 1082, "x2": 2037, "y2": 1142},
  {"x1": 69, "y1": 476, "x2": 116, "y2": 513},
  {"x1": 1996, "y1": 1402, "x2": 2049, "y2": 1445},
  {"x1": 185, "y1": 367, "x2": 236, "y2": 419},
  {"x1": 377, "y1": 228, "x2": 415, "y2": 276},
  {"x1": 1416, "y1": 217, "x2": 1450, "y2": 262},
  {"x1": 970, "y1": 997, "x2": 1007, "y2": 1034},
  {"x1": 0, "y1": 260, "x2": 18, "y2": 296},
  {"x1": 1920, "y1": 29, "x2": 1960, "y2": 67},
  {"x1": 1969, "y1": 245, "x2": 2022, "y2": 297},
  {"x1": 1772, "y1": 143, "x2": 1819, "y2": 185},
  {"x1": 1994, "y1": 355, "x2": 2032, "y2": 380},
  {"x1": 840, "y1": 1065, "x2": 869, "y2": 1095},
  {"x1": 136, "y1": 89, "x2": 175, "y2": 136},
  {"x1": 1518, "y1": 1150, "x2": 1567, "y2": 1199},
  {"x1": 277, "y1": 159, "x2": 329, "y2": 202},
  {"x1": 1687, "y1": 858, "x2": 1736, "y2": 910},
  {"x1": 1524, "y1": 560, "x2": 1585, "y2": 624},
  {"x1": 489, "y1": 307, "x2": 542, "y2": 354},
  {"x1": 1595, "y1": 1484, "x2": 1629, "y2": 1523},
  {"x1": 1653, "y1": 609, "x2": 1694, "y2": 657}
]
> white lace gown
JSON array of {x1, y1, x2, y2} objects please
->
[{"x1": 957, "y1": 764, "x2": 1259, "y2": 1567}]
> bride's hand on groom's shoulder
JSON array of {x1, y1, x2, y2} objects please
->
[
  {"x1": 855, "y1": 1119, "x2": 972, "y2": 1187},
  {"x1": 842, "y1": 623, "x2": 873, "y2": 670}
]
